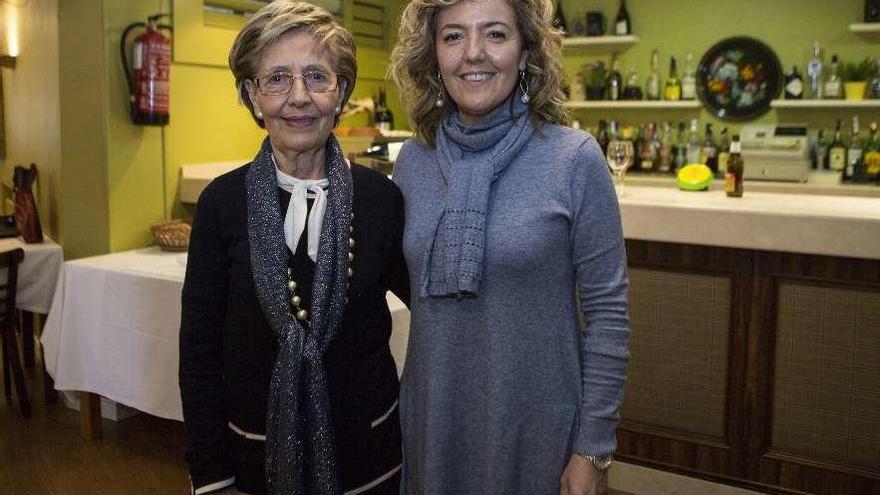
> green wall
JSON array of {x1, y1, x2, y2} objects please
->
[{"x1": 560, "y1": 0, "x2": 879, "y2": 133}]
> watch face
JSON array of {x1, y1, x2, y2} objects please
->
[{"x1": 593, "y1": 455, "x2": 613, "y2": 470}]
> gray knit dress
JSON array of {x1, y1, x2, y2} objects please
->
[{"x1": 392, "y1": 113, "x2": 630, "y2": 494}]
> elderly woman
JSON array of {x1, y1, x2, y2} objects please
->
[
  {"x1": 179, "y1": 2, "x2": 408, "y2": 495},
  {"x1": 389, "y1": 1, "x2": 630, "y2": 494}
]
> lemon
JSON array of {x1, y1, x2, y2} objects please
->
[{"x1": 676, "y1": 163, "x2": 714, "y2": 191}]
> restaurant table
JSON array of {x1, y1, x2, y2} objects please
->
[
  {"x1": 40, "y1": 247, "x2": 410, "y2": 440},
  {"x1": 0, "y1": 236, "x2": 64, "y2": 401}
]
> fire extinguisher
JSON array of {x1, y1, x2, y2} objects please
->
[{"x1": 121, "y1": 14, "x2": 173, "y2": 126}]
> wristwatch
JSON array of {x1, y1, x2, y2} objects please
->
[{"x1": 576, "y1": 452, "x2": 613, "y2": 471}]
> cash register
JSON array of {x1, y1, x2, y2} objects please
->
[{"x1": 739, "y1": 124, "x2": 810, "y2": 182}]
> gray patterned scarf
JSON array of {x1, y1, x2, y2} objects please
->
[
  {"x1": 246, "y1": 135, "x2": 352, "y2": 495},
  {"x1": 422, "y1": 95, "x2": 534, "y2": 298}
]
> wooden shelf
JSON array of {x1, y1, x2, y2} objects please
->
[
  {"x1": 770, "y1": 99, "x2": 880, "y2": 109},
  {"x1": 848, "y1": 22, "x2": 880, "y2": 33},
  {"x1": 562, "y1": 35, "x2": 639, "y2": 53},
  {"x1": 564, "y1": 100, "x2": 701, "y2": 109}
]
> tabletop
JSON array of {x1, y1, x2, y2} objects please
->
[{"x1": 0, "y1": 236, "x2": 64, "y2": 314}]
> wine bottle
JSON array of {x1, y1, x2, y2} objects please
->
[
  {"x1": 374, "y1": 86, "x2": 394, "y2": 132},
  {"x1": 645, "y1": 49, "x2": 661, "y2": 100},
  {"x1": 828, "y1": 120, "x2": 847, "y2": 171},
  {"x1": 823, "y1": 54, "x2": 842, "y2": 99},
  {"x1": 606, "y1": 59, "x2": 623, "y2": 101},
  {"x1": 864, "y1": 122, "x2": 880, "y2": 181},
  {"x1": 553, "y1": 1, "x2": 567, "y2": 35},
  {"x1": 725, "y1": 135, "x2": 744, "y2": 198},
  {"x1": 807, "y1": 42, "x2": 823, "y2": 99},
  {"x1": 784, "y1": 66, "x2": 804, "y2": 99},
  {"x1": 615, "y1": 0, "x2": 632, "y2": 35},
  {"x1": 866, "y1": 0, "x2": 880, "y2": 22},
  {"x1": 844, "y1": 116, "x2": 865, "y2": 182},
  {"x1": 663, "y1": 56, "x2": 681, "y2": 101},
  {"x1": 597, "y1": 119, "x2": 610, "y2": 156},
  {"x1": 717, "y1": 127, "x2": 731, "y2": 176},
  {"x1": 681, "y1": 53, "x2": 697, "y2": 100},
  {"x1": 699, "y1": 123, "x2": 718, "y2": 174}
]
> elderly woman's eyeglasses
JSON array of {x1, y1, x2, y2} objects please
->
[{"x1": 254, "y1": 70, "x2": 339, "y2": 95}]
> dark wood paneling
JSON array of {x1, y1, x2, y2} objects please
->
[{"x1": 619, "y1": 239, "x2": 880, "y2": 495}]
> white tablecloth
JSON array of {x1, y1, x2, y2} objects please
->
[
  {"x1": 0, "y1": 236, "x2": 64, "y2": 314},
  {"x1": 40, "y1": 247, "x2": 410, "y2": 421}
]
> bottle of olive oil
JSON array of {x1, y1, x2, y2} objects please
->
[{"x1": 726, "y1": 135, "x2": 744, "y2": 197}]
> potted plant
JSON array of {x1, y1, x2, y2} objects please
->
[
  {"x1": 579, "y1": 61, "x2": 607, "y2": 100},
  {"x1": 843, "y1": 57, "x2": 876, "y2": 100}
]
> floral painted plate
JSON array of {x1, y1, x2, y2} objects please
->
[{"x1": 696, "y1": 37, "x2": 782, "y2": 121}]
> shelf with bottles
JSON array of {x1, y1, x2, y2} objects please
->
[
  {"x1": 849, "y1": 22, "x2": 880, "y2": 33},
  {"x1": 565, "y1": 100, "x2": 700, "y2": 110},
  {"x1": 771, "y1": 99, "x2": 880, "y2": 108},
  {"x1": 561, "y1": 35, "x2": 640, "y2": 54}
]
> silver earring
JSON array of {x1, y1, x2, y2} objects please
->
[
  {"x1": 335, "y1": 105, "x2": 342, "y2": 115},
  {"x1": 519, "y1": 70, "x2": 530, "y2": 104},
  {"x1": 256, "y1": 110, "x2": 264, "y2": 119}
]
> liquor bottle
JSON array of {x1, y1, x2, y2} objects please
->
[
  {"x1": 658, "y1": 122, "x2": 674, "y2": 174},
  {"x1": 699, "y1": 123, "x2": 718, "y2": 174},
  {"x1": 816, "y1": 130, "x2": 829, "y2": 170},
  {"x1": 638, "y1": 123, "x2": 658, "y2": 172},
  {"x1": 646, "y1": 49, "x2": 661, "y2": 100},
  {"x1": 864, "y1": 122, "x2": 880, "y2": 181},
  {"x1": 828, "y1": 120, "x2": 847, "y2": 171},
  {"x1": 674, "y1": 122, "x2": 687, "y2": 169},
  {"x1": 866, "y1": 0, "x2": 880, "y2": 22},
  {"x1": 606, "y1": 59, "x2": 623, "y2": 101},
  {"x1": 374, "y1": 87, "x2": 394, "y2": 132},
  {"x1": 717, "y1": 127, "x2": 731, "y2": 175},
  {"x1": 597, "y1": 119, "x2": 610, "y2": 156},
  {"x1": 784, "y1": 66, "x2": 804, "y2": 99},
  {"x1": 686, "y1": 118, "x2": 701, "y2": 164},
  {"x1": 807, "y1": 42, "x2": 823, "y2": 99},
  {"x1": 869, "y1": 60, "x2": 880, "y2": 99},
  {"x1": 844, "y1": 116, "x2": 866, "y2": 182},
  {"x1": 615, "y1": 0, "x2": 632, "y2": 35},
  {"x1": 725, "y1": 135, "x2": 744, "y2": 198},
  {"x1": 664, "y1": 56, "x2": 682, "y2": 101},
  {"x1": 681, "y1": 53, "x2": 697, "y2": 100},
  {"x1": 824, "y1": 54, "x2": 842, "y2": 99},
  {"x1": 623, "y1": 67, "x2": 642, "y2": 100},
  {"x1": 553, "y1": 1, "x2": 567, "y2": 35}
]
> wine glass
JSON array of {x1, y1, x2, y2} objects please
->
[{"x1": 606, "y1": 140, "x2": 634, "y2": 198}]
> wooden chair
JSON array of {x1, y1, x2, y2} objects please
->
[{"x1": 0, "y1": 247, "x2": 30, "y2": 418}]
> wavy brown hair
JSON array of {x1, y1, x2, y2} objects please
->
[
  {"x1": 228, "y1": 0, "x2": 357, "y2": 128},
  {"x1": 389, "y1": 0, "x2": 569, "y2": 147}
]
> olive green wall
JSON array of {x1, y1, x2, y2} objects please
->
[{"x1": 560, "y1": 0, "x2": 879, "y2": 133}]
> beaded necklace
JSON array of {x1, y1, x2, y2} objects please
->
[{"x1": 287, "y1": 212, "x2": 354, "y2": 322}]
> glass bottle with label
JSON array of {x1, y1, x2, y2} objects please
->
[
  {"x1": 869, "y1": 60, "x2": 880, "y2": 99},
  {"x1": 615, "y1": 0, "x2": 632, "y2": 35},
  {"x1": 815, "y1": 130, "x2": 829, "y2": 170},
  {"x1": 717, "y1": 127, "x2": 731, "y2": 175},
  {"x1": 807, "y1": 42, "x2": 823, "y2": 99},
  {"x1": 606, "y1": 59, "x2": 623, "y2": 101},
  {"x1": 638, "y1": 123, "x2": 658, "y2": 173},
  {"x1": 664, "y1": 56, "x2": 681, "y2": 101},
  {"x1": 725, "y1": 135, "x2": 744, "y2": 197},
  {"x1": 864, "y1": 122, "x2": 880, "y2": 181},
  {"x1": 623, "y1": 67, "x2": 642, "y2": 100},
  {"x1": 374, "y1": 87, "x2": 394, "y2": 132},
  {"x1": 597, "y1": 119, "x2": 610, "y2": 156},
  {"x1": 844, "y1": 116, "x2": 866, "y2": 182},
  {"x1": 645, "y1": 49, "x2": 661, "y2": 100},
  {"x1": 699, "y1": 123, "x2": 718, "y2": 174},
  {"x1": 658, "y1": 122, "x2": 674, "y2": 174},
  {"x1": 828, "y1": 120, "x2": 847, "y2": 172},
  {"x1": 823, "y1": 54, "x2": 842, "y2": 99},
  {"x1": 681, "y1": 53, "x2": 697, "y2": 100},
  {"x1": 784, "y1": 66, "x2": 804, "y2": 99},
  {"x1": 674, "y1": 122, "x2": 687, "y2": 170}
]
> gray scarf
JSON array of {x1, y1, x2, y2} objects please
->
[
  {"x1": 246, "y1": 135, "x2": 352, "y2": 495},
  {"x1": 422, "y1": 96, "x2": 534, "y2": 298}
]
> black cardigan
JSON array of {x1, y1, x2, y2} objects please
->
[{"x1": 179, "y1": 162, "x2": 409, "y2": 495}]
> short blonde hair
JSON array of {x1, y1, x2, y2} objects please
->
[
  {"x1": 228, "y1": 0, "x2": 357, "y2": 128},
  {"x1": 389, "y1": 0, "x2": 569, "y2": 147}
]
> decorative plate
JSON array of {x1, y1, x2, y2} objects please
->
[{"x1": 696, "y1": 37, "x2": 782, "y2": 121}]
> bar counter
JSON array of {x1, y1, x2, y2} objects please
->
[{"x1": 613, "y1": 184, "x2": 879, "y2": 495}]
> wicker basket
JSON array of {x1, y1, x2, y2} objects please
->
[{"x1": 151, "y1": 220, "x2": 191, "y2": 252}]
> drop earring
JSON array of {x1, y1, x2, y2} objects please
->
[
  {"x1": 518, "y1": 70, "x2": 530, "y2": 104},
  {"x1": 435, "y1": 71, "x2": 445, "y2": 107}
]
